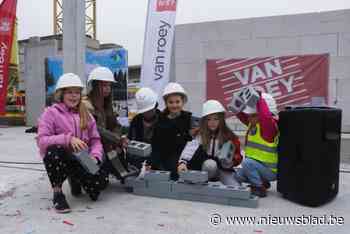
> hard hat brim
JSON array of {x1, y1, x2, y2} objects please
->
[
  {"x1": 137, "y1": 103, "x2": 157, "y2": 114},
  {"x1": 242, "y1": 105, "x2": 257, "y2": 114}
]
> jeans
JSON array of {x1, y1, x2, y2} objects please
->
[{"x1": 235, "y1": 157, "x2": 276, "y2": 187}]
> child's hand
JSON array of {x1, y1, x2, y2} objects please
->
[
  {"x1": 70, "y1": 137, "x2": 88, "y2": 152},
  {"x1": 177, "y1": 163, "x2": 188, "y2": 173},
  {"x1": 120, "y1": 136, "x2": 129, "y2": 149},
  {"x1": 145, "y1": 165, "x2": 152, "y2": 171}
]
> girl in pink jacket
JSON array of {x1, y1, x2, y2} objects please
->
[{"x1": 37, "y1": 73, "x2": 108, "y2": 213}]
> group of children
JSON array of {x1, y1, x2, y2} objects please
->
[{"x1": 37, "y1": 67, "x2": 279, "y2": 213}]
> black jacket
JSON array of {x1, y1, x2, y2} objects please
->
[
  {"x1": 127, "y1": 109, "x2": 161, "y2": 143},
  {"x1": 151, "y1": 110, "x2": 192, "y2": 178}
]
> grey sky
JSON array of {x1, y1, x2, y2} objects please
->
[{"x1": 17, "y1": 0, "x2": 350, "y2": 65}]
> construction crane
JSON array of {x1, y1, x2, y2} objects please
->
[{"x1": 53, "y1": 0, "x2": 97, "y2": 39}]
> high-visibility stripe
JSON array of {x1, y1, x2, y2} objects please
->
[{"x1": 246, "y1": 141, "x2": 277, "y2": 153}]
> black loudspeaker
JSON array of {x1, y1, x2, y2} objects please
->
[{"x1": 277, "y1": 107, "x2": 342, "y2": 207}]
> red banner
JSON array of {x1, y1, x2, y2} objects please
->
[
  {"x1": 207, "y1": 54, "x2": 329, "y2": 113},
  {"x1": 156, "y1": 0, "x2": 176, "y2": 12},
  {"x1": 0, "y1": 0, "x2": 17, "y2": 115}
]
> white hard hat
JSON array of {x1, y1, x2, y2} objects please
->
[
  {"x1": 202, "y1": 100, "x2": 226, "y2": 117},
  {"x1": 242, "y1": 93, "x2": 278, "y2": 115},
  {"x1": 55, "y1": 73, "x2": 84, "y2": 91},
  {"x1": 136, "y1": 87, "x2": 158, "y2": 114},
  {"x1": 87, "y1": 66, "x2": 115, "y2": 85},
  {"x1": 162, "y1": 82, "x2": 187, "y2": 102}
]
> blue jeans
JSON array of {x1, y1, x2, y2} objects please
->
[{"x1": 235, "y1": 157, "x2": 276, "y2": 187}]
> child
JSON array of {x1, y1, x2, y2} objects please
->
[
  {"x1": 150, "y1": 83, "x2": 193, "y2": 180},
  {"x1": 37, "y1": 73, "x2": 108, "y2": 213},
  {"x1": 127, "y1": 87, "x2": 161, "y2": 168},
  {"x1": 177, "y1": 100, "x2": 242, "y2": 185},
  {"x1": 84, "y1": 67, "x2": 129, "y2": 179},
  {"x1": 229, "y1": 90, "x2": 279, "y2": 197},
  {"x1": 84, "y1": 66, "x2": 124, "y2": 151}
]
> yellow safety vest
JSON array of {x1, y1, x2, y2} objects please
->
[{"x1": 245, "y1": 123, "x2": 278, "y2": 173}]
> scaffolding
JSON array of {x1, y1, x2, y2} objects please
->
[{"x1": 53, "y1": 0, "x2": 96, "y2": 39}]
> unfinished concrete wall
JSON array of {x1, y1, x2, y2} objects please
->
[
  {"x1": 63, "y1": 0, "x2": 86, "y2": 86},
  {"x1": 174, "y1": 9, "x2": 350, "y2": 131},
  {"x1": 24, "y1": 38, "x2": 58, "y2": 126}
]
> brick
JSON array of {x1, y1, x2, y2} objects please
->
[
  {"x1": 218, "y1": 142, "x2": 236, "y2": 169},
  {"x1": 124, "y1": 177, "x2": 147, "y2": 189},
  {"x1": 227, "y1": 94, "x2": 246, "y2": 114},
  {"x1": 237, "y1": 86, "x2": 259, "y2": 108},
  {"x1": 73, "y1": 150, "x2": 99, "y2": 175},
  {"x1": 144, "y1": 170, "x2": 170, "y2": 182},
  {"x1": 127, "y1": 140, "x2": 152, "y2": 157},
  {"x1": 228, "y1": 195, "x2": 259, "y2": 208},
  {"x1": 179, "y1": 170, "x2": 208, "y2": 184},
  {"x1": 172, "y1": 182, "x2": 250, "y2": 200},
  {"x1": 133, "y1": 181, "x2": 177, "y2": 199},
  {"x1": 178, "y1": 193, "x2": 229, "y2": 206},
  {"x1": 177, "y1": 193, "x2": 258, "y2": 208},
  {"x1": 106, "y1": 151, "x2": 129, "y2": 178}
]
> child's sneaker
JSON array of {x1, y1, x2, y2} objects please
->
[
  {"x1": 89, "y1": 192, "x2": 100, "y2": 201},
  {"x1": 262, "y1": 180, "x2": 271, "y2": 190},
  {"x1": 250, "y1": 186, "x2": 267, "y2": 198},
  {"x1": 53, "y1": 192, "x2": 71, "y2": 213}
]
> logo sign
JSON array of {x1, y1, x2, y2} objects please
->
[
  {"x1": 156, "y1": 0, "x2": 176, "y2": 12},
  {"x1": 207, "y1": 54, "x2": 329, "y2": 113},
  {"x1": 0, "y1": 18, "x2": 11, "y2": 33}
]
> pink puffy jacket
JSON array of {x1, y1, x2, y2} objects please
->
[{"x1": 37, "y1": 103, "x2": 103, "y2": 160}]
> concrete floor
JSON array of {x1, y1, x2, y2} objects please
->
[{"x1": 0, "y1": 127, "x2": 349, "y2": 234}]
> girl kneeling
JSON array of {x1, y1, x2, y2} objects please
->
[
  {"x1": 37, "y1": 73, "x2": 108, "y2": 213},
  {"x1": 178, "y1": 100, "x2": 242, "y2": 185}
]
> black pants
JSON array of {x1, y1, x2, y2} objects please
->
[
  {"x1": 127, "y1": 153, "x2": 147, "y2": 169},
  {"x1": 151, "y1": 151, "x2": 180, "y2": 180},
  {"x1": 43, "y1": 146, "x2": 109, "y2": 198},
  {"x1": 187, "y1": 146, "x2": 212, "y2": 170}
]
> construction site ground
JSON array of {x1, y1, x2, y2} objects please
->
[{"x1": 0, "y1": 127, "x2": 349, "y2": 234}]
